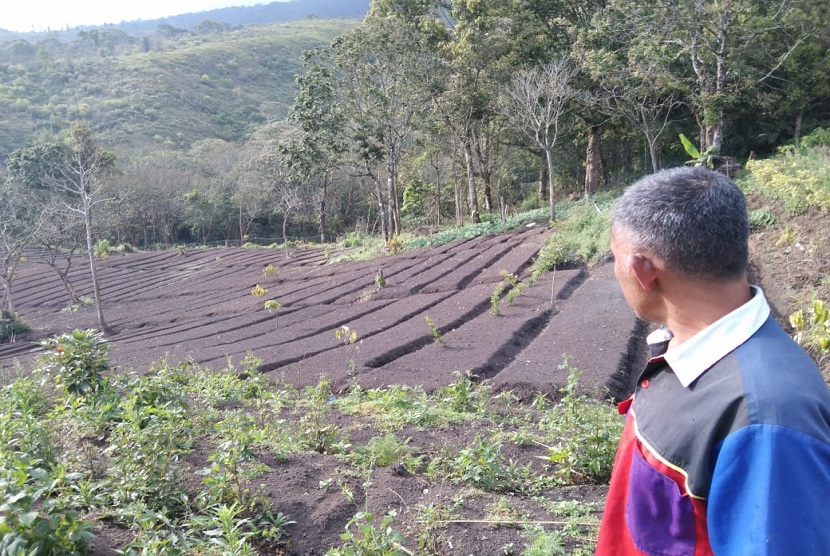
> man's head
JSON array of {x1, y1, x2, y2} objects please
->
[
  {"x1": 610, "y1": 166, "x2": 750, "y2": 322},
  {"x1": 612, "y1": 166, "x2": 749, "y2": 282}
]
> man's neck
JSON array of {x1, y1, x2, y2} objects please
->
[{"x1": 664, "y1": 278, "x2": 752, "y2": 349}]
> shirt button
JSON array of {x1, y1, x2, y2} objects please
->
[{"x1": 641, "y1": 379, "x2": 650, "y2": 389}]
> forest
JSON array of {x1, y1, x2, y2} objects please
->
[{"x1": 1, "y1": 0, "x2": 829, "y2": 263}]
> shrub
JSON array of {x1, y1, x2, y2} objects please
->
[
  {"x1": 0, "y1": 310, "x2": 29, "y2": 343},
  {"x1": 739, "y1": 145, "x2": 830, "y2": 214},
  {"x1": 532, "y1": 204, "x2": 611, "y2": 279},
  {"x1": 38, "y1": 329, "x2": 109, "y2": 398}
]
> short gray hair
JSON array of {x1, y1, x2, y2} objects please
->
[{"x1": 612, "y1": 166, "x2": 749, "y2": 280}]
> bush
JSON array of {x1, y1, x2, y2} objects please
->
[
  {"x1": 739, "y1": 145, "x2": 830, "y2": 214},
  {"x1": 0, "y1": 310, "x2": 29, "y2": 343},
  {"x1": 38, "y1": 329, "x2": 109, "y2": 398}
]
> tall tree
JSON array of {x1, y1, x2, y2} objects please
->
[
  {"x1": 502, "y1": 59, "x2": 580, "y2": 221},
  {"x1": 283, "y1": 48, "x2": 347, "y2": 243},
  {"x1": 616, "y1": 0, "x2": 821, "y2": 154},
  {"x1": 6, "y1": 123, "x2": 115, "y2": 333}
]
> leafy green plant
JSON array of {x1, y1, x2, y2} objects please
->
[
  {"x1": 348, "y1": 433, "x2": 413, "y2": 469},
  {"x1": 262, "y1": 263, "x2": 279, "y2": 278},
  {"x1": 0, "y1": 458, "x2": 95, "y2": 555},
  {"x1": 532, "y1": 204, "x2": 611, "y2": 279},
  {"x1": 679, "y1": 133, "x2": 719, "y2": 168},
  {"x1": 536, "y1": 360, "x2": 622, "y2": 485},
  {"x1": 326, "y1": 510, "x2": 409, "y2": 556},
  {"x1": 250, "y1": 284, "x2": 268, "y2": 297},
  {"x1": 198, "y1": 411, "x2": 267, "y2": 506},
  {"x1": 299, "y1": 378, "x2": 342, "y2": 454},
  {"x1": 264, "y1": 299, "x2": 282, "y2": 312},
  {"x1": 790, "y1": 299, "x2": 830, "y2": 376},
  {"x1": 492, "y1": 271, "x2": 525, "y2": 315},
  {"x1": 424, "y1": 316, "x2": 444, "y2": 346},
  {"x1": 0, "y1": 310, "x2": 29, "y2": 343},
  {"x1": 93, "y1": 239, "x2": 112, "y2": 259},
  {"x1": 437, "y1": 371, "x2": 488, "y2": 414},
  {"x1": 739, "y1": 145, "x2": 830, "y2": 214},
  {"x1": 38, "y1": 329, "x2": 110, "y2": 398},
  {"x1": 449, "y1": 435, "x2": 519, "y2": 492},
  {"x1": 375, "y1": 269, "x2": 387, "y2": 289},
  {"x1": 748, "y1": 208, "x2": 777, "y2": 230}
]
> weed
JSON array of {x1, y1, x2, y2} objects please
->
[
  {"x1": 250, "y1": 284, "x2": 268, "y2": 298},
  {"x1": 264, "y1": 299, "x2": 282, "y2": 312},
  {"x1": 536, "y1": 360, "x2": 622, "y2": 485},
  {"x1": 424, "y1": 316, "x2": 444, "y2": 346},
  {"x1": 748, "y1": 208, "x2": 777, "y2": 230},
  {"x1": 262, "y1": 263, "x2": 279, "y2": 278},
  {"x1": 299, "y1": 378, "x2": 342, "y2": 454},
  {"x1": 412, "y1": 502, "x2": 451, "y2": 555},
  {"x1": 348, "y1": 433, "x2": 413, "y2": 469},
  {"x1": 438, "y1": 371, "x2": 488, "y2": 414},
  {"x1": 790, "y1": 299, "x2": 830, "y2": 377},
  {"x1": 327, "y1": 510, "x2": 410, "y2": 556},
  {"x1": 375, "y1": 269, "x2": 387, "y2": 289},
  {"x1": 521, "y1": 524, "x2": 567, "y2": 556},
  {"x1": 492, "y1": 271, "x2": 525, "y2": 315},
  {"x1": 448, "y1": 435, "x2": 528, "y2": 493},
  {"x1": 0, "y1": 457, "x2": 95, "y2": 555},
  {"x1": 198, "y1": 411, "x2": 267, "y2": 507}
]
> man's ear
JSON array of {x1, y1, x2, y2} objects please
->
[{"x1": 628, "y1": 254, "x2": 658, "y2": 290}]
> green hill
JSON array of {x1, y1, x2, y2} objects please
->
[{"x1": 0, "y1": 19, "x2": 357, "y2": 159}]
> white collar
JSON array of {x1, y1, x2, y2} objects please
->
[{"x1": 663, "y1": 286, "x2": 770, "y2": 387}]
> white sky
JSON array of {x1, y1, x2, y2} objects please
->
[{"x1": 1, "y1": 1, "x2": 272, "y2": 33}]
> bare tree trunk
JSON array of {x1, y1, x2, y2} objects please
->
[
  {"x1": 463, "y1": 140, "x2": 479, "y2": 224},
  {"x1": 545, "y1": 146, "x2": 556, "y2": 222},
  {"x1": 319, "y1": 175, "x2": 328, "y2": 243},
  {"x1": 794, "y1": 111, "x2": 804, "y2": 143},
  {"x1": 585, "y1": 126, "x2": 601, "y2": 198},
  {"x1": 84, "y1": 210, "x2": 110, "y2": 335}
]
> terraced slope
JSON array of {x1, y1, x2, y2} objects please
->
[{"x1": 1, "y1": 226, "x2": 641, "y2": 400}]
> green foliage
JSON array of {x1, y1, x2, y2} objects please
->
[
  {"x1": 250, "y1": 284, "x2": 267, "y2": 298},
  {"x1": 678, "y1": 133, "x2": 719, "y2": 168},
  {"x1": 739, "y1": 145, "x2": 830, "y2": 214},
  {"x1": 347, "y1": 433, "x2": 414, "y2": 469},
  {"x1": 405, "y1": 209, "x2": 549, "y2": 250},
  {"x1": 93, "y1": 239, "x2": 112, "y2": 259},
  {"x1": 449, "y1": 435, "x2": 528, "y2": 493},
  {"x1": 790, "y1": 299, "x2": 830, "y2": 376},
  {"x1": 537, "y1": 361, "x2": 622, "y2": 485},
  {"x1": 299, "y1": 378, "x2": 342, "y2": 454},
  {"x1": 0, "y1": 458, "x2": 94, "y2": 556},
  {"x1": 532, "y1": 204, "x2": 612, "y2": 279},
  {"x1": 798, "y1": 127, "x2": 830, "y2": 148},
  {"x1": 748, "y1": 208, "x2": 777, "y2": 230},
  {"x1": 326, "y1": 511, "x2": 408, "y2": 556},
  {"x1": 491, "y1": 271, "x2": 525, "y2": 315},
  {"x1": 38, "y1": 329, "x2": 109, "y2": 398},
  {"x1": 198, "y1": 411, "x2": 267, "y2": 507},
  {"x1": 437, "y1": 371, "x2": 488, "y2": 414},
  {"x1": 264, "y1": 299, "x2": 282, "y2": 312},
  {"x1": 0, "y1": 310, "x2": 28, "y2": 343},
  {"x1": 424, "y1": 315, "x2": 444, "y2": 346},
  {"x1": 262, "y1": 264, "x2": 279, "y2": 278}
]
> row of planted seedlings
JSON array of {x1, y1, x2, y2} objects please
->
[{"x1": 0, "y1": 328, "x2": 622, "y2": 555}]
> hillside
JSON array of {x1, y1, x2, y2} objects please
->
[{"x1": 0, "y1": 19, "x2": 359, "y2": 159}]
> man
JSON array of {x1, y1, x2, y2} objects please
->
[{"x1": 597, "y1": 166, "x2": 830, "y2": 555}]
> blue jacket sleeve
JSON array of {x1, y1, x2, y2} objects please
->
[{"x1": 707, "y1": 424, "x2": 830, "y2": 555}]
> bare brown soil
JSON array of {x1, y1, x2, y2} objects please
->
[{"x1": 2, "y1": 208, "x2": 820, "y2": 555}]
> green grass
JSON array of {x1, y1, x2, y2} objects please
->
[{"x1": 1, "y1": 334, "x2": 621, "y2": 554}]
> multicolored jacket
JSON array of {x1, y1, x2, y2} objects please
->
[{"x1": 597, "y1": 288, "x2": 830, "y2": 555}]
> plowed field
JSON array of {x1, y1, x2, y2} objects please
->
[
  {"x1": 1, "y1": 226, "x2": 641, "y2": 399},
  {"x1": 1, "y1": 226, "x2": 644, "y2": 554}
]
